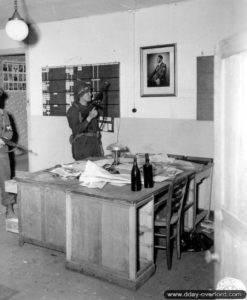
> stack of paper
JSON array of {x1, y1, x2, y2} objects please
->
[
  {"x1": 149, "y1": 153, "x2": 175, "y2": 164},
  {"x1": 50, "y1": 166, "x2": 81, "y2": 178},
  {"x1": 79, "y1": 160, "x2": 131, "y2": 188},
  {"x1": 153, "y1": 166, "x2": 183, "y2": 182}
]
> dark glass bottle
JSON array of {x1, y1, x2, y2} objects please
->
[
  {"x1": 131, "y1": 156, "x2": 142, "y2": 191},
  {"x1": 143, "y1": 153, "x2": 154, "y2": 188}
]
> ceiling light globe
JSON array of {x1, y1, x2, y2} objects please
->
[{"x1": 5, "y1": 19, "x2": 29, "y2": 41}]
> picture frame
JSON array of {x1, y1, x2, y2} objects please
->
[{"x1": 140, "y1": 43, "x2": 176, "y2": 97}]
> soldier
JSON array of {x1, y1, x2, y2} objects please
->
[
  {"x1": 0, "y1": 88, "x2": 16, "y2": 218},
  {"x1": 67, "y1": 81, "x2": 104, "y2": 160}
]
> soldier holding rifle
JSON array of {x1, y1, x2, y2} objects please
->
[
  {"x1": 0, "y1": 88, "x2": 16, "y2": 218},
  {"x1": 67, "y1": 81, "x2": 104, "y2": 160}
]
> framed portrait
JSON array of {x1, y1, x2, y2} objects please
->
[{"x1": 140, "y1": 43, "x2": 176, "y2": 97}]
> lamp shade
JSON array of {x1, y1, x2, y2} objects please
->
[
  {"x1": 107, "y1": 142, "x2": 129, "y2": 165},
  {"x1": 106, "y1": 142, "x2": 128, "y2": 152},
  {"x1": 5, "y1": 18, "x2": 29, "y2": 41}
]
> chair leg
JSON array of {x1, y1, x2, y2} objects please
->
[
  {"x1": 154, "y1": 246, "x2": 158, "y2": 264},
  {"x1": 166, "y1": 227, "x2": 172, "y2": 270},
  {"x1": 176, "y1": 223, "x2": 181, "y2": 259}
]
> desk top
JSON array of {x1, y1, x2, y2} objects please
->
[{"x1": 15, "y1": 160, "x2": 210, "y2": 205}]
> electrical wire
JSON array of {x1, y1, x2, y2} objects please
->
[
  {"x1": 116, "y1": 117, "x2": 121, "y2": 143},
  {"x1": 131, "y1": 4, "x2": 137, "y2": 113}
]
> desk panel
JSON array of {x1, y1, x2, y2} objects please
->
[{"x1": 66, "y1": 191, "x2": 156, "y2": 289}]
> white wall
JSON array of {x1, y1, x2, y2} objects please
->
[
  {"x1": 1, "y1": 0, "x2": 247, "y2": 171},
  {"x1": 0, "y1": 31, "x2": 25, "y2": 50}
]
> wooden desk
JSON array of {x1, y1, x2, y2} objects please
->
[
  {"x1": 15, "y1": 170, "x2": 172, "y2": 288},
  {"x1": 13, "y1": 160, "x2": 212, "y2": 289},
  {"x1": 66, "y1": 181, "x2": 172, "y2": 289},
  {"x1": 65, "y1": 167, "x2": 202, "y2": 289}
]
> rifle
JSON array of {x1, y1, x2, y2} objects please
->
[
  {"x1": 1, "y1": 137, "x2": 37, "y2": 155},
  {"x1": 80, "y1": 81, "x2": 110, "y2": 119}
]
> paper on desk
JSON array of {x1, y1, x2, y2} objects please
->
[
  {"x1": 171, "y1": 160, "x2": 195, "y2": 170},
  {"x1": 115, "y1": 163, "x2": 133, "y2": 171},
  {"x1": 163, "y1": 166, "x2": 183, "y2": 176},
  {"x1": 80, "y1": 181, "x2": 107, "y2": 189},
  {"x1": 63, "y1": 161, "x2": 87, "y2": 172},
  {"x1": 153, "y1": 166, "x2": 183, "y2": 182},
  {"x1": 153, "y1": 175, "x2": 171, "y2": 182},
  {"x1": 50, "y1": 167, "x2": 81, "y2": 178},
  {"x1": 92, "y1": 158, "x2": 114, "y2": 168},
  {"x1": 149, "y1": 153, "x2": 175, "y2": 164},
  {"x1": 79, "y1": 160, "x2": 131, "y2": 188}
]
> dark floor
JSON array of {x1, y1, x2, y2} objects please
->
[{"x1": 0, "y1": 207, "x2": 214, "y2": 300}]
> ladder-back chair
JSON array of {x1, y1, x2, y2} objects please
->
[{"x1": 154, "y1": 174, "x2": 189, "y2": 269}]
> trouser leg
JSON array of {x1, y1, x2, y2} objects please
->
[{"x1": 0, "y1": 148, "x2": 16, "y2": 207}]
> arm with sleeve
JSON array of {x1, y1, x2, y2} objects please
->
[
  {"x1": 67, "y1": 105, "x2": 90, "y2": 136},
  {"x1": 0, "y1": 109, "x2": 13, "y2": 140}
]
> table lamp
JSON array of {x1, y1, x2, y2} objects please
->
[{"x1": 106, "y1": 142, "x2": 128, "y2": 165}]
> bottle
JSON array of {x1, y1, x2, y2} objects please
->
[
  {"x1": 131, "y1": 156, "x2": 142, "y2": 191},
  {"x1": 143, "y1": 153, "x2": 154, "y2": 188}
]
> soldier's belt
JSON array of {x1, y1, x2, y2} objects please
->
[
  {"x1": 81, "y1": 132, "x2": 99, "y2": 137},
  {"x1": 74, "y1": 132, "x2": 100, "y2": 139}
]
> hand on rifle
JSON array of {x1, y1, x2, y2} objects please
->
[
  {"x1": 0, "y1": 137, "x2": 5, "y2": 147},
  {"x1": 86, "y1": 107, "x2": 98, "y2": 123}
]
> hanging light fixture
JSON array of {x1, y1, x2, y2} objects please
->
[{"x1": 5, "y1": 0, "x2": 29, "y2": 41}]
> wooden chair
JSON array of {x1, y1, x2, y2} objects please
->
[
  {"x1": 167, "y1": 154, "x2": 214, "y2": 230},
  {"x1": 154, "y1": 175, "x2": 189, "y2": 269}
]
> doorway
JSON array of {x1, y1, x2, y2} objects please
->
[
  {"x1": 0, "y1": 53, "x2": 29, "y2": 176},
  {"x1": 214, "y1": 31, "x2": 247, "y2": 286}
]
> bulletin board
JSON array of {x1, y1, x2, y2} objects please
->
[
  {"x1": 197, "y1": 56, "x2": 214, "y2": 121},
  {"x1": 2, "y1": 61, "x2": 26, "y2": 91},
  {"x1": 42, "y1": 62, "x2": 120, "y2": 132}
]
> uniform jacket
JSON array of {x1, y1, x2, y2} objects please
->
[
  {"x1": 66, "y1": 101, "x2": 103, "y2": 160},
  {"x1": 149, "y1": 62, "x2": 167, "y2": 86},
  {"x1": 0, "y1": 109, "x2": 13, "y2": 144}
]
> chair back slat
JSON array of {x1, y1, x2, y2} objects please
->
[
  {"x1": 166, "y1": 175, "x2": 188, "y2": 222},
  {"x1": 154, "y1": 185, "x2": 170, "y2": 213}
]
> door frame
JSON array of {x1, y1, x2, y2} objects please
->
[{"x1": 214, "y1": 31, "x2": 247, "y2": 286}]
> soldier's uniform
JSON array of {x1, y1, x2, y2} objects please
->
[
  {"x1": 66, "y1": 82, "x2": 103, "y2": 160},
  {"x1": 0, "y1": 89, "x2": 15, "y2": 210},
  {"x1": 149, "y1": 61, "x2": 167, "y2": 86}
]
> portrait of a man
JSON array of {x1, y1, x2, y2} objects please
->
[
  {"x1": 140, "y1": 44, "x2": 176, "y2": 97},
  {"x1": 147, "y1": 52, "x2": 170, "y2": 87}
]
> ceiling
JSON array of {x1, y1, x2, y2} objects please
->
[{"x1": 0, "y1": 0, "x2": 190, "y2": 30}]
